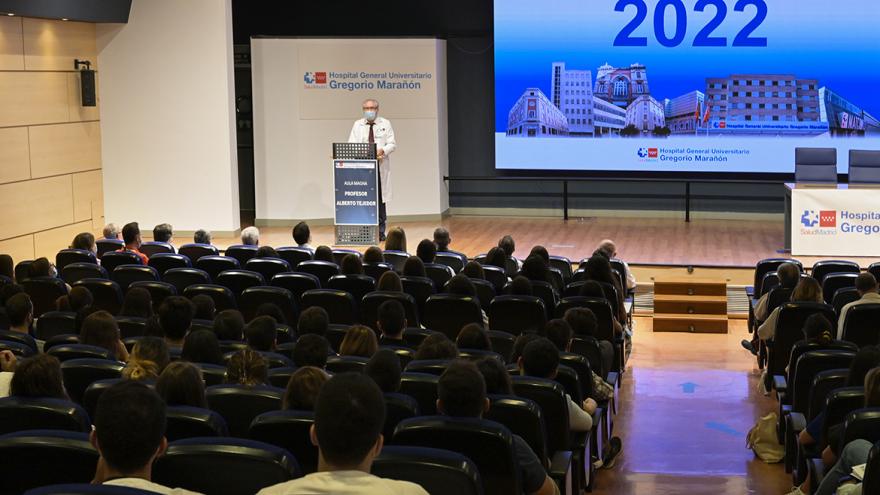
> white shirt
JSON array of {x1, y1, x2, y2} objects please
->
[
  {"x1": 348, "y1": 117, "x2": 396, "y2": 204},
  {"x1": 620, "y1": 259, "x2": 637, "y2": 290},
  {"x1": 566, "y1": 394, "x2": 593, "y2": 432},
  {"x1": 257, "y1": 470, "x2": 428, "y2": 495},
  {"x1": 104, "y1": 478, "x2": 203, "y2": 495},
  {"x1": 837, "y1": 292, "x2": 880, "y2": 339}
]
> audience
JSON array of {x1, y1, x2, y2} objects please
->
[
  {"x1": 340, "y1": 325, "x2": 378, "y2": 358},
  {"x1": 363, "y1": 246, "x2": 384, "y2": 264},
  {"x1": 245, "y1": 315, "x2": 277, "y2": 352},
  {"x1": 293, "y1": 334, "x2": 331, "y2": 369},
  {"x1": 102, "y1": 223, "x2": 120, "y2": 240},
  {"x1": 485, "y1": 246, "x2": 508, "y2": 270},
  {"x1": 256, "y1": 303, "x2": 288, "y2": 326},
  {"x1": 511, "y1": 333, "x2": 541, "y2": 363},
  {"x1": 414, "y1": 333, "x2": 459, "y2": 361},
  {"x1": 191, "y1": 294, "x2": 215, "y2": 321},
  {"x1": 123, "y1": 337, "x2": 170, "y2": 381},
  {"x1": 498, "y1": 235, "x2": 518, "y2": 264},
  {"x1": 119, "y1": 222, "x2": 149, "y2": 264},
  {"x1": 5, "y1": 293, "x2": 33, "y2": 335},
  {"x1": 543, "y1": 319, "x2": 614, "y2": 403},
  {"x1": 476, "y1": 355, "x2": 514, "y2": 395},
  {"x1": 402, "y1": 256, "x2": 427, "y2": 278},
  {"x1": 193, "y1": 229, "x2": 212, "y2": 245},
  {"x1": 81, "y1": 310, "x2": 129, "y2": 361},
  {"x1": 564, "y1": 307, "x2": 612, "y2": 377},
  {"x1": 158, "y1": 296, "x2": 195, "y2": 349},
  {"x1": 9, "y1": 354, "x2": 67, "y2": 400},
  {"x1": 241, "y1": 226, "x2": 260, "y2": 246},
  {"x1": 758, "y1": 277, "x2": 823, "y2": 342},
  {"x1": 156, "y1": 361, "x2": 208, "y2": 408},
  {"x1": 742, "y1": 262, "x2": 800, "y2": 354},
  {"x1": 581, "y1": 255, "x2": 626, "y2": 324},
  {"x1": 314, "y1": 245, "x2": 334, "y2": 263},
  {"x1": 578, "y1": 280, "x2": 624, "y2": 336},
  {"x1": 377, "y1": 271, "x2": 403, "y2": 292},
  {"x1": 152, "y1": 223, "x2": 174, "y2": 246},
  {"x1": 293, "y1": 221, "x2": 312, "y2": 251},
  {"x1": 29, "y1": 257, "x2": 56, "y2": 278},
  {"x1": 341, "y1": 254, "x2": 364, "y2": 275},
  {"x1": 225, "y1": 349, "x2": 268, "y2": 386},
  {"x1": 456, "y1": 323, "x2": 491, "y2": 351},
  {"x1": 181, "y1": 329, "x2": 224, "y2": 365},
  {"x1": 68, "y1": 286, "x2": 94, "y2": 312},
  {"x1": 376, "y1": 300, "x2": 408, "y2": 347},
  {"x1": 384, "y1": 226, "x2": 407, "y2": 253},
  {"x1": 213, "y1": 309, "x2": 245, "y2": 341},
  {"x1": 837, "y1": 272, "x2": 880, "y2": 339},
  {"x1": 462, "y1": 261, "x2": 485, "y2": 280},
  {"x1": 71, "y1": 232, "x2": 97, "y2": 254},
  {"x1": 365, "y1": 349, "x2": 402, "y2": 393},
  {"x1": 416, "y1": 239, "x2": 436, "y2": 264},
  {"x1": 594, "y1": 239, "x2": 637, "y2": 290},
  {"x1": 282, "y1": 366, "x2": 329, "y2": 411},
  {"x1": 257, "y1": 373, "x2": 428, "y2": 495},
  {"x1": 120, "y1": 287, "x2": 154, "y2": 318},
  {"x1": 508, "y1": 275, "x2": 534, "y2": 296},
  {"x1": 433, "y1": 227, "x2": 451, "y2": 252},
  {"x1": 447, "y1": 274, "x2": 488, "y2": 324},
  {"x1": 256, "y1": 245, "x2": 279, "y2": 258},
  {"x1": 528, "y1": 245, "x2": 550, "y2": 266},
  {"x1": 298, "y1": 306, "x2": 330, "y2": 337}
]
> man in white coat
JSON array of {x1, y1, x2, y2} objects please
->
[{"x1": 348, "y1": 99, "x2": 396, "y2": 240}]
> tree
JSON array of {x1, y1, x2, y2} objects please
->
[
  {"x1": 652, "y1": 126, "x2": 672, "y2": 137},
  {"x1": 620, "y1": 124, "x2": 640, "y2": 137}
]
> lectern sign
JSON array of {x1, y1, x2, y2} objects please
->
[{"x1": 333, "y1": 160, "x2": 378, "y2": 226}]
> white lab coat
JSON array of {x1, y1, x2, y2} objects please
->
[{"x1": 348, "y1": 116, "x2": 396, "y2": 203}]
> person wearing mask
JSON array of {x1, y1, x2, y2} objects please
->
[
  {"x1": 348, "y1": 98, "x2": 396, "y2": 241},
  {"x1": 838, "y1": 272, "x2": 880, "y2": 339},
  {"x1": 118, "y1": 222, "x2": 149, "y2": 265}
]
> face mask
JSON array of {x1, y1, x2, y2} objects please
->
[{"x1": 364, "y1": 110, "x2": 377, "y2": 121}]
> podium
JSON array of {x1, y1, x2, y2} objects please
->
[{"x1": 332, "y1": 142, "x2": 379, "y2": 245}]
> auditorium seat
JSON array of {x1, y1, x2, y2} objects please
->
[
  {"x1": 148, "y1": 253, "x2": 191, "y2": 275},
  {"x1": 794, "y1": 147, "x2": 838, "y2": 183},
  {"x1": 486, "y1": 394, "x2": 548, "y2": 463},
  {"x1": 60, "y1": 358, "x2": 124, "y2": 404},
  {"x1": 405, "y1": 359, "x2": 452, "y2": 376},
  {"x1": 0, "y1": 430, "x2": 98, "y2": 493},
  {"x1": 271, "y1": 272, "x2": 320, "y2": 306},
  {"x1": 863, "y1": 441, "x2": 880, "y2": 494},
  {"x1": 821, "y1": 272, "x2": 859, "y2": 304},
  {"x1": 372, "y1": 446, "x2": 482, "y2": 495},
  {"x1": 301, "y1": 289, "x2": 356, "y2": 324},
  {"x1": 810, "y1": 260, "x2": 860, "y2": 285},
  {"x1": 81, "y1": 378, "x2": 127, "y2": 419},
  {"x1": 61, "y1": 263, "x2": 108, "y2": 285},
  {"x1": 239, "y1": 286, "x2": 297, "y2": 323},
  {"x1": 470, "y1": 278, "x2": 497, "y2": 312},
  {"x1": 424, "y1": 294, "x2": 483, "y2": 340},
  {"x1": 331, "y1": 248, "x2": 362, "y2": 265},
  {"x1": 549, "y1": 256, "x2": 573, "y2": 283},
  {"x1": 183, "y1": 284, "x2": 236, "y2": 311},
  {"x1": 327, "y1": 274, "x2": 376, "y2": 309},
  {"x1": 361, "y1": 291, "x2": 420, "y2": 331},
  {"x1": 163, "y1": 268, "x2": 211, "y2": 294},
  {"x1": 128, "y1": 280, "x2": 177, "y2": 308},
  {"x1": 841, "y1": 303, "x2": 880, "y2": 347},
  {"x1": 216, "y1": 269, "x2": 265, "y2": 300},
  {"x1": 42, "y1": 335, "x2": 80, "y2": 354},
  {"x1": 399, "y1": 372, "x2": 439, "y2": 415},
  {"x1": 383, "y1": 392, "x2": 420, "y2": 439},
  {"x1": 488, "y1": 330, "x2": 515, "y2": 363},
  {"x1": 225, "y1": 245, "x2": 259, "y2": 266},
  {"x1": 165, "y1": 405, "x2": 229, "y2": 441},
  {"x1": 101, "y1": 251, "x2": 143, "y2": 272},
  {"x1": 267, "y1": 367, "x2": 295, "y2": 388},
  {"x1": 833, "y1": 287, "x2": 861, "y2": 317},
  {"x1": 488, "y1": 295, "x2": 546, "y2": 335},
  {"x1": 55, "y1": 249, "x2": 97, "y2": 271},
  {"x1": 178, "y1": 243, "x2": 219, "y2": 263},
  {"x1": 458, "y1": 349, "x2": 505, "y2": 363},
  {"x1": 95, "y1": 239, "x2": 124, "y2": 260},
  {"x1": 382, "y1": 250, "x2": 409, "y2": 273},
  {"x1": 363, "y1": 261, "x2": 393, "y2": 280},
  {"x1": 0, "y1": 397, "x2": 90, "y2": 435},
  {"x1": 195, "y1": 255, "x2": 240, "y2": 281},
  {"x1": 325, "y1": 355, "x2": 369, "y2": 374},
  {"x1": 205, "y1": 384, "x2": 284, "y2": 437},
  {"x1": 0, "y1": 330, "x2": 37, "y2": 353},
  {"x1": 767, "y1": 302, "x2": 836, "y2": 391},
  {"x1": 48, "y1": 344, "x2": 112, "y2": 362},
  {"x1": 482, "y1": 265, "x2": 508, "y2": 292},
  {"x1": 115, "y1": 316, "x2": 148, "y2": 339},
  {"x1": 294, "y1": 260, "x2": 339, "y2": 286},
  {"x1": 752, "y1": 258, "x2": 799, "y2": 296},
  {"x1": 138, "y1": 241, "x2": 175, "y2": 258},
  {"x1": 245, "y1": 257, "x2": 291, "y2": 282},
  {"x1": 111, "y1": 265, "x2": 159, "y2": 292},
  {"x1": 23, "y1": 277, "x2": 68, "y2": 318},
  {"x1": 530, "y1": 280, "x2": 558, "y2": 315},
  {"x1": 435, "y1": 252, "x2": 467, "y2": 273},
  {"x1": 556, "y1": 297, "x2": 615, "y2": 341},
  {"x1": 0, "y1": 340, "x2": 34, "y2": 358},
  {"x1": 325, "y1": 324, "x2": 348, "y2": 352},
  {"x1": 424, "y1": 263, "x2": 455, "y2": 291},
  {"x1": 276, "y1": 247, "x2": 313, "y2": 269},
  {"x1": 248, "y1": 410, "x2": 318, "y2": 474},
  {"x1": 401, "y1": 276, "x2": 435, "y2": 317},
  {"x1": 403, "y1": 327, "x2": 435, "y2": 349},
  {"x1": 153, "y1": 437, "x2": 300, "y2": 495},
  {"x1": 196, "y1": 363, "x2": 227, "y2": 387},
  {"x1": 71, "y1": 279, "x2": 122, "y2": 314}
]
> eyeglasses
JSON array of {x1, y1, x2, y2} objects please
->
[{"x1": 362, "y1": 106, "x2": 378, "y2": 110}]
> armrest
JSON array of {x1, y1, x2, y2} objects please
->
[
  {"x1": 785, "y1": 412, "x2": 807, "y2": 475},
  {"x1": 772, "y1": 374, "x2": 787, "y2": 394},
  {"x1": 606, "y1": 371, "x2": 620, "y2": 414},
  {"x1": 746, "y1": 286, "x2": 754, "y2": 297},
  {"x1": 549, "y1": 450, "x2": 573, "y2": 495}
]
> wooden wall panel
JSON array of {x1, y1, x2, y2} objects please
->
[
  {"x1": 67, "y1": 71, "x2": 100, "y2": 122},
  {"x1": 22, "y1": 18, "x2": 97, "y2": 71},
  {"x1": 0, "y1": 16, "x2": 24, "y2": 71},
  {"x1": 0, "y1": 175, "x2": 74, "y2": 240},
  {"x1": 33, "y1": 221, "x2": 93, "y2": 260},
  {"x1": 0, "y1": 235, "x2": 35, "y2": 266},
  {"x1": 29, "y1": 121, "x2": 101, "y2": 178},
  {"x1": 0, "y1": 127, "x2": 31, "y2": 184},
  {"x1": 72, "y1": 170, "x2": 103, "y2": 223},
  {"x1": 0, "y1": 72, "x2": 70, "y2": 127}
]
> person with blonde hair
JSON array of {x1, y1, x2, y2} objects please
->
[
  {"x1": 282, "y1": 366, "x2": 329, "y2": 411},
  {"x1": 122, "y1": 337, "x2": 170, "y2": 381},
  {"x1": 225, "y1": 349, "x2": 268, "y2": 386},
  {"x1": 339, "y1": 325, "x2": 378, "y2": 358},
  {"x1": 384, "y1": 227, "x2": 407, "y2": 253},
  {"x1": 758, "y1": 277, "x2": 823, "y2": 342}
]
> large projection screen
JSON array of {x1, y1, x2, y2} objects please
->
[{"x1": 494, "y1": 0, "x2": 880, "y2": 173}]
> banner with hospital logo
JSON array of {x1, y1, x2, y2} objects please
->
[{"x1": 791, "y1": 187, "x2": 880, "y2": 256}]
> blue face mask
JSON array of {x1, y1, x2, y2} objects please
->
[{"x1": 364, "y1": 110, "x2": 377, "y2": 121}]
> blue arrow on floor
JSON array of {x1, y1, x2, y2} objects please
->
[
  {"x1": 705, "y1": 422, "x2": 743, "y2": 437},
  {"x1": 679, "y1": 382, "x2": 698, "y2": 393}
]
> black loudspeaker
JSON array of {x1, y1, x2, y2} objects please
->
[{"x1": 80, "y1": 69, "x2": 96, "y2": 107}]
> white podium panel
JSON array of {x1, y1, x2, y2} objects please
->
[{"x1": 791, "y1": 185, "x2": 880, "y2": 256}]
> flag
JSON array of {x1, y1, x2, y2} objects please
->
[
  {"x1": 702, "y1": 106, "x2": 711, "y2": 124},
  {"x1": 694, "y1": 100, "x2": 701, "y2": 119}
]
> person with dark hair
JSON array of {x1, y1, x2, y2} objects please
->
[
  {"x1": 190, "y1": 294, "x2": 215, "y2": 321},
  {"x1": 384, "y1": 226, "x2": 407, "y2": 253},
  {"x1": 743, "y1": 262, "x2": 801, "y2": 354},
  {"x1": 282, "y1": 366, "x2": 329, "y2": 411},
  {"x1": 447, "y1": 274, "x2": 488, "y2": 324},
  {"x1": 508, "y1": 275, "x2": 534, "y2": 296},
  {"x1": 838, "y1": 272, "x2": 880, "y2": 339},
  {"x1": 803, "y1": 314, "x2": 834, "y2": 345},
  {"x1": 758, "y1": 277, "x2": 824, "y2": 343},
  {"x1": 193, "y1": 229, "x2": 212, "y2": 245},
  {"x1": 5, "y1": 292, "x2": 33, "y2": 335},
  {"x1": 341, "y1": 254, "x2": 364, "y2": 275},
  {"x1": 340, "y1": 325, "x2": 378, "y2": 358},
  {"x1": 118, "y1": 222, "x2": 148, "y2": 264},
  {"x1": 433, "y1": 227, "x2": 451, "y2": 252},
  {"x1": 120, "y1": 287, "x2": 154, "y2": 319},
  {"x1": 181, "y1": 329, "x2": 224, "y2": 365},
  {"x1": 498, "y1": 235, "x2": 519, "y2": 269},
  {"x1": 293, "y1": 221, "x2": 312, "y2": 251},
  {"x1": 456, "y1": 323, "x2": 491, "y2": 351},
  {"x1": 293, "y1": 334, "x2": 331, "y2": 369},
  {"x1": 577, "y1": 280, "x2": 624, "y2": 336},
  {"x1": 363, "y1": 246, "x2": 384, "y2": 264},
  {"x1": 123, "y1": 337, "x2": 170, "y2": 381},
  {"x1": 158, "y1": 296, "x2": 194, "y2": 348},
  {"x1": 542, "y1": 319, "x2": 615, "y2": 403},
  {"x1": 213, "y1": 309, "x2": 245, "y2": 341},
  {"x1": 71, "y1": 232, "x2": 96, "y2": 254},
  {"x1": 520, "y1": 255, "x2": 550, "y2": 285},
  {"x1": 152, "y1": 223, "x2": 174, "y2": 245},
  {"x1": 582, "y1": 255, "x2": 626, "y2": 324},
  {"x1": 377, "y1": 271, "x2": 403, "y2": 292},
  {"x1": 256, "y1": 302, "x2": 287, "y2": 325},
  {"x1": 476, "y1": 356, "x2": 513, "y2": 395},
  {"x1": 529, "y1": 245, "x2": 550, "y2": 266},
  {"x1": 156, "y1": 361, "x2": 207, "y2": 408},
  {"x1": 256, "y1": 245, "x2": 279, "y2": 259},
  {"x1": 437, "y1": 361, "x2": 557, "y2": 495},
  {"x1": 414, "y1": 333, "x2": 458, "y2": 361},
  {"x1": 246, "y1": 315, "x2": 277, "y2": 352},
  {"x1": 564, "y1": 307, "x2": 612, "y2": 377},
  {"x1": 376, "y1": 300, "x2": 407, "y2": 346},
  {"x1": 55, "y1": 295, "x2": 71, "y2": 312},
  {"x1": 258, "y1": 373, "x2": 427, "y2": 495},
  {"x1": 91, "y1": 381, "x2": 202, "y2": 493},
  {"x1": 462, "y1": 261, "x2": 485, "y2": 280},
  {"x1": 314, "y1": 245, "x2": 334, "y2": 263},
  {"x1": 511, "y1": 333, "x2": 541, "y2": 363},
  {"x1": 81, "y1": 310, "x2": 129, "y2": 361},
  {"x1": 9, "y1": 354, "x2": 67, "y2": 399},
  {"x1": 102, "y1": 223, "x2": 120, "y2": 240},
  {"x1": 402, "y1": 256, "x2": 426, "y2": 278},
  {"x1": 298, "y1": 306, "x2": 329, "y2": 337},
  {"x1": 225, "y1": 349, "x2": 268, "y2": 386},
  {"x1": 68, "y1": 286, "x2": 94, "y2": 312},
  {"x1": 365, "y1": 349, "x2": 402, "y2": 393},
  {"x1": 0, "y1": 283, "x2": 22, "y2": 306},
  {"x1": 416, "y1": 239, "x2": 436, "y2": 264},
  {"x1": 485, "y1": 246, "x2": 508, "y2": 271},
  {"x1": 28, "y1": 257, "x2": 55, "y2": 278}
]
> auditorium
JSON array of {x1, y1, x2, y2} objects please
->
[{"x1": 1, "y1": 1, "x2": 880, "y2": 494}]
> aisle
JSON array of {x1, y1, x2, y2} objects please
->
[{"x1": 591, "y1": 318, "x2": 791, "y2": 495}]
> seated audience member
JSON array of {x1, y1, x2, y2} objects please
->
[
  {"x1": 156, "y1": 361, "x2": 207, "y2": 408},
  {"x1": 71, "y1": 232, "x2": 97, "y2": 254},
  {"x1": 518, "y1": 337, "x2": 595, "y2": 431},
  {"x1": 123, "y1": 337, "x2": 171, "y2": 381},
  {"x1": 245, "y1": 315, "x2": 277, "y2": 352},
  {"x1": 447, "y1": 274, "x2": 488, "y2": 325},
  {"x1": 462, "y1": 261, "x2": 485, "y2": 280},
  {"x1": 578, "y1": 280, "x2": 624, "y2": 335},
  {"x1": 257, "y1": 245, "x2": 279, "y2": 258},
  {"x1": 365, "y1": 349, "x2": 402, "y2": 393},
  {"x1": 758, "y1": 277, "x2": 823, "y2": 342},
  {"x1": 436, "y1": 361, "x2": 557, "y2": 495},
  {"x1": 377, "y1": 271, "x2": 403, "y2": 292},
  {"x1": 81, "y1": 311, "x2": 129, "y2": 362},
  {"x1": 193, "y1": 229, "x2": 212, "y2": 245},
  {"x1": 9, "y1": 354, "x2": 67, "y2": 399},
  {"x1": 0, "y1": 255, "x2": 11, "y2": 281},
  {"x1": 508, "y1": 275, "x2": 534, "y2": 296},
  {"x1": 340, "y1": 325, "x2": 378, "y2": 358},
  {"x1": 581, "y1": 255, "x2": 626, "y2": 324},
  {"x1": 241, "y1": 226, "x2": 260, "y2": 246},
  {"x1": 118, "y1": 222, "x2": 149, "y2": 264},
  {"x1": 103, "y1": 223, "x2": 120, "y2": 240},
  {"x1": 384, "y1": 226, "x2": 407, "y2": 253},
  {"x1": 225, "y1": 349, "x2": 268, "y2": 386},
  {"x1": 498, "y1": 235, "x2": 520, "y2": 269},
  {"x1": 314, "y1": 245, "x2": 334, "y2": 263},
  {"x1": 29, "y1": 257, "x2": 57, "y2": 278},
  {"x1": 511, "y1": 333, "x2": 541, "y2": 363},
  {"x1": 213, "y1": 309, "x2": 245, "y2": 341},
  {"x1": 5, "y1": 293, "x2": 33, "y2": 335},
  {"x1": 341, "y1": 254, "x2": 364, "y2": 275},
  {"x1": 158, "y1": 297, "x2": 195, "y2": 349},
  {"x1": 256, "y1": 303, "x2": 288, "y2": 325},
  {"x1": 181, "y1": 329, "x2": 224, "y2": 365},
  {"x1": 485, "y1": 246, "x2": 508, "y2": 271},
  {"x1": 520, "y1": 255, "x2": 552, "y2": 286},
  {"x1": 152, "y1": 223, "x2": 174, "y2": 246},
  {"x1": 812, "y1": 439, "x2": 872, "y2": 495},
  {"x1": 476, "y1": 356, "x2": 514, "y2": 395},
  {"x1": 456, "y1": 323, "x2": 492, "y2": 351},
  {"x1": 0, "y1": 284, "x2": 22, "y2": 307},
  {"x1": 191, "y1": 294, "x2": 215, "y2": 321},
  {"x1": 376, "y1": 300, "x2": 408, "y2": 347},
  {"x1": 55, "y1": 295, "x2": 71, "y2": 312},
  {"x1": 742, "y1": 261, "x2": 800, "y2": 354},
  {"x1": 838, "y1": 272, "x2": 880, "y2": 339},
  {"x1": 293, "y1": 221, "x2": 313, "y2": 251},
  {"x1": 282, "y1": 366, "x2": 329, "y2": 411},
  {"x1": 68, "y1": 286, "x2": 94, "y2": 312},
  {"x1": 564, "y1": 307, "x2": 613, "y2": 377},
  {"x1": 433, "y1": 227, "x2": 451, "y2": 252},
  {"x1": 363, "y1": 246, "x2": 384, "y2": 264},
  {"x1": 402, "y1": 256, "x2": 427, "y2": 278},
  {"x1": 293, "y1": 334, "x2": 331, "y2": 369},
  {"x1": 803, "y1": 313, "x2": 834, "y2": 346},
  {"x1": 414, "y1": 333, "x2": 459, "y2": 361},
  {"x1": 0, "y1": 351, "x2": 15, "y2": 397},
  {"x1": 120, "y1": 287, "x2": 154, "y2": 319},
  {"x1": 543, "y1": 319, "x2": 614, "y2": 402},
  {"x1": 594, "y1": 239, "x2": 637, "y2": 290},
  {"x1": 416, "y1": 239, "x2": 436, "y2": 264},
  {"x1": 298, "y1": 306, "x2": 330, "y2": 337},
  {"x1": 257, "y1": 373, "x2": 428, "y2": 495},
  {"x1": 528, "y1": 245, "x2": 550, "y2": 266},
  {"x1": 75, "y1": 306, "x2": 101, "y2": 336},
  {"x1": 91, "y1": 381, "x2": 203, "y2": 494}
]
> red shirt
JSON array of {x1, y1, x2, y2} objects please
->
[{"x1": 118, "y1": 246, "x2": 149, "y2": 265}]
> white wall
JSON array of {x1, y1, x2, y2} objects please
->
[
  {"x1": 251, "y1": 38, "x2": 449, "y2": 223},
  {"x1": 96, "y1": 0, "x2": 240, "y2": 233}
]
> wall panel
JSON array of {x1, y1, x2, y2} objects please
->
[
  {"x1": 22, "y1": 18, "x2": 97, "y2": 71},
  {"x1": 34, "y1": 221, "x2": 94, "y2": 260},
  {"x1": 0, "y1": 127, "x2": 31, "y2": 184},
  {"x1": 0, "y1": 175, "x2": 75, "y2": 239},
  {"x1": 0, "y1": 16, "x2": 24, "y2": 71},
  {"x1": 0, "y1": 72, "x2": 70, "y2": 127},
  {"x1": 0, "y1": 235, "x2": 35, "y2": 266},
  {"x1": 30, "y1": 121, "x2": 101, "y2": 178},
  {"x1": 72, "y1": 170, "x2": 104, "y2": 223}
]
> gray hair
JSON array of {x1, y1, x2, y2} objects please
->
[
  {"x1": 362, "y1": 98, "x2": 379, "y2": 108},
  {"x1": 194, "y1": 229, "x2": 212, "y2": 245},
  {"x1": 103, "y1": 223, "x2": 119, "y2": 239},
  {"x1": 241, "y1": 226, "x2": 260, "y2": 246}
]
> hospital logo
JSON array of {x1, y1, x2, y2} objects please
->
[
  {"x1": 801, "y1": 210, "x2": 818, "y2": 227},
  {"x1": 637, "y1": 148, "x2": 658, "y2": 159},
  {"x1": 820, "y1": 210, "x2": 837, "y2": 228},
  {"x1": 712, "y1": 121, "x2": 727, "y2": 129},
  {"x1": 303, "y1": 71, "x2": 327, "y2": 88}
]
